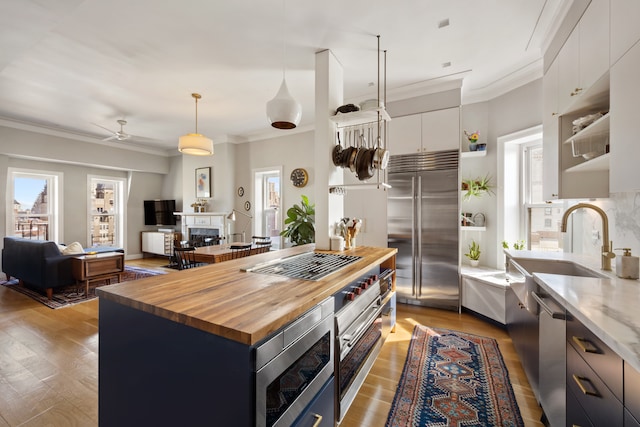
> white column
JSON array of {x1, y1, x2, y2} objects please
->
[{"x1": 314, "y1": 49, "x2": 344, "y2": 250}]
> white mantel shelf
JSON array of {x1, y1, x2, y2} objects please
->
[
  {"x1": 173, "y1": 212, "x2": 229, "y2": 240},
  {"x1": 174, "y1": 212, "x2": 228, "y2": 216}
]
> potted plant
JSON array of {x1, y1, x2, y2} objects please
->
[
  {"x1": 502, "y1": 240, "x2": 525, "y2": 250},
  {"x1": 280, "y1": 195, "x2": 315, "y2": 246},
  {"x1": 464, "y1": 130, "x2": 481, "y2": 151},
  {"x1": 462, "y1": 174, "x2": 494, "y2": 200},
  {"x1": 465, "y1": 240, "x2": 481, "y2": 267}
]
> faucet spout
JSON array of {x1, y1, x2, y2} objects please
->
[{"x1": 560, "y1": 203, "x2": 614, "y2": 271}]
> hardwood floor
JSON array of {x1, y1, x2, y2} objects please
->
[{"x1": 0, "y1": 257, "x2": 543, "y2": 427}]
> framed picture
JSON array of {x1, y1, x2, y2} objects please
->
[{"x1": 195, "y1": 167, "x2": 211, "y2": 198}]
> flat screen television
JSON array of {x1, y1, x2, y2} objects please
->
[{"x1": 144, "y1": 200, "x2": 177, "y2": 226}]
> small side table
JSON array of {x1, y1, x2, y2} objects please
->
[{"x1": 71, "y1": 252, "x2": 125, "y2": 297}]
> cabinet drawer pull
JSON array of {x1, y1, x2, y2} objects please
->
[
  {"x1": 572, "y1": 336, "x2": 599, "y2": 353},
  {"x1": 312, "y1": 414, "x2": 323, "y2": 427},
  {"x1": 572, "y1": 374, "x2": 601, "y2": 397}
]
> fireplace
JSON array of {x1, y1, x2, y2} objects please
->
[{"x1": 188, "y1": 228, "x2": 221, "y2": 247}]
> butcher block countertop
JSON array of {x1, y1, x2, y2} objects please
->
[{"x1": 96, "y1": 244, "x2": 397, "y2": 346}]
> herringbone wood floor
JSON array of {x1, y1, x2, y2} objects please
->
[{"x1": 0, "y1": 257, "x2": 543, "y2": 426}]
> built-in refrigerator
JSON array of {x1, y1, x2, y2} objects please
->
[{"x1": 387, "y1": 149, "x2": 460, "y2": 310}]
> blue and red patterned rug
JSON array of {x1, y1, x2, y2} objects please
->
[
  {"x1": 385, "y1": 325, "x2": 524, "y2": 427},
  {"x1": 1, "y1": 266, "x2": 165, "y2": 309}
]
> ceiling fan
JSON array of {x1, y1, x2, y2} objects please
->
[{"x1": 93, "y1": 119, "x2": 134, "y2": 141}]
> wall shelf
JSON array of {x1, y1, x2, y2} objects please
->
[
  {"x1": 461, "y1": 226, "x2": 487, "y2": 231},
  {"x1": 329, "y1": 108, "x2": 391, "y2": 128},
  {"x1": 461, "y1": 150, "x2": 487, "y2": 158}
]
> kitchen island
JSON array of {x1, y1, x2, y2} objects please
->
[{"x1": 96, "y1": 244, "x2": 396, "y2": 427}]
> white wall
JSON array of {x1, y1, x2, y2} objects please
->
[
  {"x1": 0, "y1": 126, "x2": 179, "y2": 264},
  {"x1": 233, "y1": 131, "x2": 316, "y2": 243},
  {"x1": 461, "y1": 79, "x2": 544, "y2": 269}
]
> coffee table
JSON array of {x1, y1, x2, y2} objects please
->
[{"x1": 71, "y1": 252, "x2": 125, "y2": 297}]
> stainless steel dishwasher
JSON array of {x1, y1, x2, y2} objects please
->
[{"x1": 532, "y1": 290, "x2": 566, "y2": 427}]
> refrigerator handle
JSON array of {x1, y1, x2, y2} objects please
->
[
  {"x1": 411, "y1": 175, "x2": 417, "y2": 297},
  {"x1": 416, "y1": 175, "x2": 422, "y2": 297}
]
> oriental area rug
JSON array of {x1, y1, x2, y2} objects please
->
[
  {"x1": 0, "y1": 266, "x2": 165, "y2": 309},
  {"x1": 385, "y1": 325, "x2": 524, "y2": 427}
]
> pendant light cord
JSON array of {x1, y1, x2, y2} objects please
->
[
  {"x1": 194, "y1": 96, "x2": 198, "y2": 133},
  {"x1": 282, "y1": 0, "x2": 286, "y2": 80}
]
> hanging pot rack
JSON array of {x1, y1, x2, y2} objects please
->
[{"x1": 329, "y1": 35, "x2": 391, "y2": 193}]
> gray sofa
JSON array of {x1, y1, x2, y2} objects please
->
[{"x1": 1, "y1": 236, "x2": 123, "y2": 299}]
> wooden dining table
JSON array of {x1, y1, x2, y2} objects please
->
[{"x1": 193, "y1": 243, "x2": 266, "y2": 263}]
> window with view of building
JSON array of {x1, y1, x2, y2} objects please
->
[
  {"x1": 8, "y1": 169, "x2": 61, "y2": 242},
  {"x1": 88, "y1": 176, "x2": 125, "y2": 248},
  {"x1": 522, "y1": 143, "x2": 563, "y2": 252}
]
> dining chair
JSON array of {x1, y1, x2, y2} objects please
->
[
  {"x1": 230, "y1": 244, "x2": 252, "y2": 259},
  {"x1": 252, "y1": 236, "x2": 272, "y2": 254},
  {"x1": 174, "y1": 246, "x2": 207, "y2": 270}
]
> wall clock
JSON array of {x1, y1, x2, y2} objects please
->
[
  {"x1": 290, "y1": 168, "x2": 308, "y2": 188},
  {"x1": 244, "y1": 201, "x2": 251, "y2": 211},
  {"x1": 237, "y1": 186, "x2": 244, "y2": 197}
]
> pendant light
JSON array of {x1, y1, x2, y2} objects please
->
[
  {"x1": 266, "y1": 0, "x2": 301, "y2": 129},
  {"x1": 179, "y1": 93, "x2": 214, "y2": 156}
]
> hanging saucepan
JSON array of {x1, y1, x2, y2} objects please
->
[
  {"x1": 332, "y1": 132, "x2": 343, "y2": 166},
  {"x1": 348, "y1": 146, "x2": 359, "y2": 172},
  {"x1": 372, "y1": 136, "x2": 389, "y2": 170},
  {"x1": 356, "y1": 147, "x2": 375, "y2": 180}
]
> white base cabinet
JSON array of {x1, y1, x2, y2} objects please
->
[{"x1": 141, "y1": 231, "x2": 177, "y2": 256}]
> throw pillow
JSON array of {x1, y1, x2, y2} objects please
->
[{"x1": 62, "y1": 241, "x2": 84, "y2": 255}]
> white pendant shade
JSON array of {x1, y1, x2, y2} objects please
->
[
  {"x1": 179, "y1": 93, "x2": 214, "y2": 156},
  {"x1": 266, "y1": 78, "x2": 301, "y2": 130},
  {"x1": 179, "y1": 133, "x2": 214, "y2": 156}
]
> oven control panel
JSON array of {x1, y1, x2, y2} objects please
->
[{"x1": 334, "y1": 267, "x2": 379, "y2": 312}]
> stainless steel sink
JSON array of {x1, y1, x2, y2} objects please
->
[
  {"x1": 508, "y1": 258, "x2": 606, "y2": 279},
  {"x1": 507, "y1": 258, "x2": 605, "y2": 315}
]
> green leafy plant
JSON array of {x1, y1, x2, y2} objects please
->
[
  {"x1": 280, "y1": 195, "x2": 315, "y2": 246},
  {"x1": 462, "y1": 174, "x2": 495, "y2": 200},
  {"x1": 465, "y1": 240, "x2": 481, "y2": 261},
  {"x1": 502, "y1": 240, "x2": 525, "y2": 250}
]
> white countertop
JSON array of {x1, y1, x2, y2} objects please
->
[{"x1": 505, "y1": 250, "x2": 640, "y2": 372}]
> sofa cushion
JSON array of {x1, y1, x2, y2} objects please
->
[{"x1": 61, "y1": 241, "x2": 84, "y2": 255}]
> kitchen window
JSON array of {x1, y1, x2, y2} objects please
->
[{"x1": 522, "y1": 143, "x2": 563, "y2": 252}]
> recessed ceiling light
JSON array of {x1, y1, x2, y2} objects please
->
[
  {"x1": 438, "y1": 18, "x2": 450, "y2": 29},
  {"x1": 442, "y1": 61, "x2": 452, "y2": 68}
]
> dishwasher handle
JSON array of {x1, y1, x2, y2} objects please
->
[{"x1": 531, "y1": 291, "x2": 566, "y2": 320}]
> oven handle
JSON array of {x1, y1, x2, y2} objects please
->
[{"x1": 342, "y1": 300, "x2": 382, "y2": 349}]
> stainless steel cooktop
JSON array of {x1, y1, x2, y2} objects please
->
[{"x1": 245, "y1": 252, "x2": 362, "y2": 281}]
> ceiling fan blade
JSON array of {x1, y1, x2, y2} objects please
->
[
  {"x1": 102, "y1": 135, "x2": 117, "y2": 141},
  {"x1": 92, "y1": 122, "x2": 117, "y2": 135}
]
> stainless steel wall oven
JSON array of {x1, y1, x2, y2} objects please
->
[{"x1": 256, "y1": 297, "x2": 334, "y2": 427}]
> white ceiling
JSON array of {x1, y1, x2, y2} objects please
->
[{"x1": 0, "y1": 0, "x2": 565, "y2": 154}]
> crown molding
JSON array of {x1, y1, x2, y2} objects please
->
[{"x1": 0, "y1": 116, "x2": 175, "y2": 157}]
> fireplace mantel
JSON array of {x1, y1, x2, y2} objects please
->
[{"x1": 173, "y1": 212, "x2": 228, "y2": 242}]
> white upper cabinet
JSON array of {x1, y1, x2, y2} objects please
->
[
  {"x1": 389, "y1": 108, "x2": 460, "y2": 156},
  {"x1": 542, "y1": 59, "x2": 560, "y2": 201},
  {"x1": 558, "y1": 29, "x2": 581, "y2": 114},
  {"x1": 421, "y1": 108, "x2": 460, "y2": 152},
  {"x1": 610, "y1": 37, "x2": 640, "y2": 192},
  {"x1": 610, "y1": 0, "x2": 640, "y2": 65},
  {"x1": 557, "y1": 0, "x2": 609, "y2": 114},
  {"x1": 579, "y1": 0, "x2": 610, "y2": 91},
  {"x1": 388, "y1": 114, "x2": 421, "y2": 155}
]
